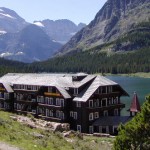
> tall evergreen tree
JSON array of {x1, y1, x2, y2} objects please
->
[{"x1": 114, "y1": 95, "x2": 150, "y2": 150}]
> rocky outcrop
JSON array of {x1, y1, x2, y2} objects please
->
[
  {"x1": 58, "y1": 0, "x2": 150, "y2": 55},
  {"x1": 10, "y1": 115, "x2": 70, "y2": 132}
]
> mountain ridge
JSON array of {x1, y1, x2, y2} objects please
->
[{"x1": 58, "y1": 0, "x2": 150, "y2": 55}]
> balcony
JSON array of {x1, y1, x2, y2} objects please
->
[
  {"x1": 14, "y1": 89, "x2": 38, "y2": 93},
  {"x1": 94, "y1": 92, "x2": 120, "y2": 98},
  {"x1": 14, "y1": 110, "x2": 36, "y2": 115},
  {"x1": 38, "y1": 115, "x2": 63, "y2": 122},
  {"x1": 87, "y1": 103, "x2": 125, "y2": 111},
  {"x1": 44, "y1": 92, "x2": 62, "y2": 97},
  {"x1": 16, "y1": 99, "x2": 37, "y2": 105},
  {"x1": 38, "y1": 103, "x2": 65, "y2": 110},
  {"x1": 0, "y1": 87, "x2": 5, "y2": 92}
]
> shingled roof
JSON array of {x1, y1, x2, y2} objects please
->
[{"x1": 73, "y1": 76, "x2": 128, "y2": 102}]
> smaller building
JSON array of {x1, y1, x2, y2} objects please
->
[{"x1": 0, "y1": 73, "x2": 130, "y2": 134}]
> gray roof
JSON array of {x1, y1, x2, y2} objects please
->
[
  {"x1": 93, "y1": 116, "x2": 132, "y2": 126},
  {"x1": 73, "y1": 76, "x2": 118, "y2": 102},
  {"x1": 56, "y1": 85, "x2": 71, "y2": 99},
  {"x1": 0, "y1": 73, "x2": 128, "y2": 100},
  {"x1": 2, "y1": 82, "x2": 14, "y2": 93}
]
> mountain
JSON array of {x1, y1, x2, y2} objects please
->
[
  {"x1": 0, "y1": 7, "x2": 86, "y2": 62},
  {"x1": 0, "y1": 24, "x2": 62, "y2": 63},
  {"x1": 33, "y1": 19, "x2": 86, "y2": 44},
  {"x1": 0, "y1": 7, "x2": 28, "y2": 34},
  {"x1": 58, "y1": 0, "x2": 150, "y2": 55}
]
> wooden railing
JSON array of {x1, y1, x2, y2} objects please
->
[
  {"x1": 44, "y1": 92, "x2": 62, "y2": 97},
  {"x1": 0, "y1": 87, "x2": 5, "y2": 91}
]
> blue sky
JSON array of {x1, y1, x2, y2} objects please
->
[{"x1": 0, "y1": 0, "x2": 107, "y2": 25}]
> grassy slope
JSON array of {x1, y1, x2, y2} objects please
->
[{"x1": 0, "y1": 111, "x2": 114, "y2": 150}]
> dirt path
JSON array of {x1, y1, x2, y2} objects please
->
[{"x1": 0, "y1": 142, "x2": 20, "y2": 150}]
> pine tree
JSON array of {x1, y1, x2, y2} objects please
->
[{"x1": 114, "y1": 95, "x2": 150, "y2": 150}]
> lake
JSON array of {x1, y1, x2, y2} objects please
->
[{"x1": 107, "y1": 76, "x2": 150, "y2": 115}]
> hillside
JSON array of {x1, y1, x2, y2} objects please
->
[
  {"x1": 0, "y1": 111, "x2": 113, "y2": 150},
  {"x1": 58, "y1": 0, "x2": 150, "y2": 55}
]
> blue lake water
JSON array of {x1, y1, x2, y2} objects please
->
[{"x1": 107, "y1": 76, "x2": 150, "y2": 115}]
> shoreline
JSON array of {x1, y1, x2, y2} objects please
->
[{"x1": 101, "y1": 72, "x2": 150, "y2": 78}]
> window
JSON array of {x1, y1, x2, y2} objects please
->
[
  {"x1": 60, "y1": 99, "x2": 64, "y2": 107},
  {"x1": 74, "y1": 112, "x2": 77, "y2": 119},
  {"x1": 45, "y1": 97, "x2": 49, "y2": 104},
  {"x1": 114, "y1": 97, "x2": 118, "y2": 104},
  {"x1": 37, "y1": 96, "x2": 44, "y2": 103},
  {"x1": 89, "y1": 113, "x2": 94, "y2": 121},
  {"x1": 74, "y1": 88, "x2": 78, "y2": 95},
  {"x1": 4, "y1": 93, "x2": 9, "y2": 100},
  {"x1": 14, "y1": 103, "x2": 17, "y2": 109},
  {"x1": 89, "y1": 126, "x2": 93, "y2": 134},
  {"x1": 49, "y1": 110, "x2": 53, "y2": 117},
  {"x1": 101, "y1": 86, "x2": 107, "y2": 93},
  {"x1": 94, "y1": 99, "x2": 99, "y2": 107},
  {"x1": 0, "y1": 92, "x2": 3, "y2": 98},
  {"x1": 95, "y1": 112, "x2": 99, "y2": 119},
  {"x1": 60, "y1": 111, "x2": 64, "y2": 119},
  {"x1": 50, "y1": 98, "x2": 53, "y2": 105},
  {"x1": 56, "y1": 110, "x2": 60, "y2": 118},
  {"x1": 89, "y1": 100, "x2": 93, "y2": 107},
  {"x1": 56, "y1": 98, "x2": 61, "y2": 106},
  {"x1": 48, "y1": 87, "x2": 52, "y2": 93},
  {"x1": 114, "y1": 109, "x2": 119, "y2": 116},
  {"x1": 103, "y1": 110, "x2": 108, "y2": 116},
  {"x1": 76, "y1": 102, "x2": 81, "y2": 107},
  {"x1": 32, "y1": 109, "x2": 36, "y2": 114},
  {"x1": 77, "y1": 125, "x2": 81, "y2": 132},
  {"x1": 101, "y1": 126, "x2": 109, "y2": 133},
  {"x1": 46, "y1": 109, "x2": 49, "y2": 116},
  {"x1": 4, "y1": 102, "x2": 10, "y2": 109},
  {"x1": 108, "y1": 86, "x2": 112, "y2": 93},
  {"x1": 101, "y1": 98, "x2": 107, "y2": 107},
  {"x1": 70, "y1": 111, "x2": 73, "y2": 117}
]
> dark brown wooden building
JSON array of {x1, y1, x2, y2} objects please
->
[{"x1": 0, "y1": 73, "x2": 129, "y2": 134}]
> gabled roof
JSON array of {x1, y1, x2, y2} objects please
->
[
  {"x1": 55, "y1": 85, "x2": 71, "y2": 99},
  {"x1": 73, "y1": 76, "x2": 119, "y2": 102},
  {"x1": 129, "y1": 92, "x2": 141, "y2": 112}
]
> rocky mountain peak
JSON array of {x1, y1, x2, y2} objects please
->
[
  {"x1": 58, "y1": 0, "x2": 150, "y2": 55},
  {"x1": 0, "y1": 7, "x2": 28, "y2": 33}
]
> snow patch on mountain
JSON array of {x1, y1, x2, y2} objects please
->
[
  {"x1": 0, "y1": 30, "x2": 7, "y2": 34},
  {"x1": 15, "y1": 52, "x2": 25, "y2": 56},
  {"x1": 33, "y1": 22, "x2": 45, "y2": 27},
  {"x1": 0, "y1": 12, "x2": 16, "y2": 19},
  {"x1": 0, "y1": 9, "x2": 4, "y2": 12},
  {"x1": 70, "y1": 32, "x2": 76, "y2": 36},
  {"x1": 0, "y1": 51, "x2": 25, "y2": 57},
  {"x1": 0, "y1": 52, "x2": 13, "y2": 57}
]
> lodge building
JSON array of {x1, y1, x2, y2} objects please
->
[{"x1": 0, "y1": 73, "x2": 130, "y2": 134}]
